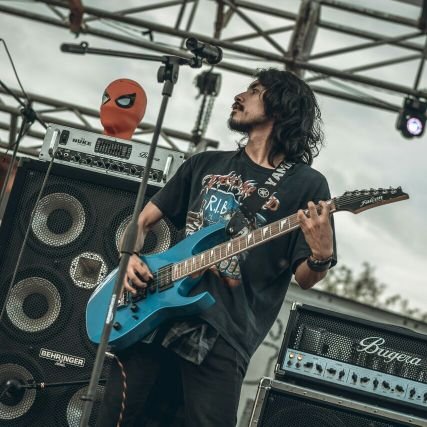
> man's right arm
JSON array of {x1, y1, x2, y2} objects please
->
[{"x1": 121, "y1": 201, "x2": 164, "y2": 294}]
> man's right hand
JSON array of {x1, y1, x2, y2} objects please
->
[{"x1": 123, "y1": 254, "x2": 153, "y2": 295}]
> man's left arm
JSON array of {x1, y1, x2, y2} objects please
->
[{"x1": 294, "y1": 200, "x2": 334, "y2": 290}]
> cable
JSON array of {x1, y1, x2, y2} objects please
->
[
  {"x1": 0, "y1": 147, "x2": 57, "y2": 323},
  {"x1": 0, "y1": 38, "x2": 29, "y2": 103},
  {"x1": 111, "y1": 354, "x2": 127, "y2": 427}
]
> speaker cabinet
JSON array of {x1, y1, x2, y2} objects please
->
[
  {"x1": 249, "y1": 378, "x2": 425, "y2": 427},
  {"x1": 0, "y1": 159, "x2": 181, "y2": 426}
]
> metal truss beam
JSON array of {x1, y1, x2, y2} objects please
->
[
  {"x1": 1, "y1": 1, "x2": 426, "y2": 103},
  {"x1": 234, "y1": 0, "x2": 424, "y2": 52},
  {"x1": 0, "y1": 86, "x2": 220, "y2": 156},
  {"x1": 0, "y1": 0, "x2": 424, "y2": 135},
  {"x1": 319, "y1": 0, "x2": 418, "y2": 27}
]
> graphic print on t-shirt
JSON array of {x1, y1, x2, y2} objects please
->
[{"x1": 185, "y1": 171, "x2": 280, "y2": 287}]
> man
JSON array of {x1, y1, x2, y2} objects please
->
[{"x1": 96, "y1": 68, "x2": 336, "y2": 426}]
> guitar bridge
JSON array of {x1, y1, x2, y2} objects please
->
[{"x1": 117, "y1": 291, "x2": 131, "y2": 309}]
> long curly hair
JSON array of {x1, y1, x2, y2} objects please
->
[{"x1": 255, "y1": 68, "x2": 324, "y2": 166}]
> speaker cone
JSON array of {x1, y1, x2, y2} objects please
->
[
  {"x1": 31, "y1": 193, "x2": 85, "y2": 247},
  {"x1": 66, "y1": 385, "x2": 104, "y2": 427},
  {"x1": 6, "y1": 277, "x2": 61, "y2": 333},
  {"x1": 115, "y1": 215, "x2": 173, "y2": 255},
  {"x1": 0, "y1": 363, "x2": 36, "y2": 421}
]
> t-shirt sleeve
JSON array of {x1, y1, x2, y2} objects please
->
[
  {"x1": 289, "y1": 174, "x2": 338, "y2": 273},
  {"x1": 149, "y1": 156, "x2": 193, "y2": 229}
]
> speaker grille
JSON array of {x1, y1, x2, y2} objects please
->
[
  {"x1": 289, "y1": 308, "x2": 427, "y2": 382},
  {"x1": 69, "y1": 252, "x2": 108, "y2": 290},
  {"x1": 0, "y1": 363, "x2": 36, "y2": 420},
  {"x1": 6, "y1": 277, "x2": 61, "y2": 333},
  {"x1": 31, "y1": 193, "x2": 86, "y2": 247},
  {"x1": 260, "y1": 388, "x2": 402, "y2": 427},
  {"x1": 0, "y1": 159, "x2": 182, "y2": 426},
  {"x1": 65, "y1": 386, "x2": 104, "y2": 427}
]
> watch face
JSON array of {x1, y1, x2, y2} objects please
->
[{"x1": 406, "y1": 117, "x2": 423, "y2": 136}]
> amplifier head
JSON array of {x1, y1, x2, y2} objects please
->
[
  {"x1": 276, "y1": 303, "x2": 427, "y2": 416},
  {"x1": 39, "y1": 123, "x2": 185, "y2": 186}
]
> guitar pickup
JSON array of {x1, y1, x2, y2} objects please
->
[{"x1": 131, "y1": 287, "x2": 147, "y2": 302}]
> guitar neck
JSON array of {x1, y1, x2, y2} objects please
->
[{"x1": 171, "y1": 199, "x2": 336, "y2": 281}]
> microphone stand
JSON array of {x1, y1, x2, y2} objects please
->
[
  {"x1": 62, "y1": 42, "x2": 204, "y2": 427},
  {"x1": 1, "y1": 378, "x2": 106, "y2": 396},
  {"x1": 0, "y1": 79, "x2": 47, "y2": 209}
]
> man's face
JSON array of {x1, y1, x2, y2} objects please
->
[{"x1": 228, "y1": 80, "x2": 270, "y2": 133}]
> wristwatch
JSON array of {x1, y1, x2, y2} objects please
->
[{"x1": 307, "y1": 254, "x2": 333, "y2": 272}]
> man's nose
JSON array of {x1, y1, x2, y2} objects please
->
[{"x1": 234, "y1": 92, "x2": 244, "y2": 102}]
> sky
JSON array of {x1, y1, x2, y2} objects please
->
[{"x1": 0, "y1": 0, "x2": 426, "y2": 315}]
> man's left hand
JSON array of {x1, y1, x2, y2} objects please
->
[{"x1": 297, "y1": 200, "x2": 333, "y2": 260}]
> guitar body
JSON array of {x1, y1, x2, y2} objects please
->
[{"x1": 86, "y1": 221, "x2": 229, "y2": 350}]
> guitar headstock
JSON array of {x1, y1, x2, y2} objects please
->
[{"x1": 334, "y1": 187, "x2": 409, "y2": 214}]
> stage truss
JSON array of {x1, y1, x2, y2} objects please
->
[{"x1": 0, "y1": 0, "x2": 427, "y2": 157}]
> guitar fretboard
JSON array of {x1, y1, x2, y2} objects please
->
[{"x1": 172, "y1": 211, "x2": 304, "y2": 281}]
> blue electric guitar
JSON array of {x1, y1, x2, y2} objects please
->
[{"x1": 86, "y1": 187, "x2": 408, "y2": 350}]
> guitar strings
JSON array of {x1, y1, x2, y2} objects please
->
[
  {"x1": 148, "y1": 196, "x2": 337, "y2": 288},
  {"x1": 148, "y1": 192, "x2": 398, "y2": 291}
]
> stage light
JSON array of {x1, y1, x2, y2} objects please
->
[{"x1": 396, "y1": 96, "x2": 427, "y2": 139}]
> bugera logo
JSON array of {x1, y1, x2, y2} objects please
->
[
  {"x1": 39, "y1": 348, "x2": 86, "y2": 368},
  {"x1": 357, "y1": 337, "x2": 422, "y2": 365}
]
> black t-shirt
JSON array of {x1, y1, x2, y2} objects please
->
[{"x1": 151, "y1": 149, "x2": 337, "y2": 363}]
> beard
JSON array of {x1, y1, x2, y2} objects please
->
[{"x1": 227, "y1": 114, "x2": 269, "y2": 134}]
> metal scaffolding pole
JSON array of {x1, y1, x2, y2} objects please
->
[
  {"x1": 0, "y1": 0, "x2": 424, "y2": 125},
  {"x1": 309, "y1": 31, "x2": 423, "y2": 61},
  {"x1": 2, "y1": 3, "x2": 426, "y2": 99},
  {"x1": 234, "y1": 0, "x2": 424, "y2": 52},
  {"x1": 319, "y1": 0, "x2": 418, "y2": 28}
]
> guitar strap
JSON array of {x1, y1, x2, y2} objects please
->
[{"x1": 226, "y1": 158, "x2": 295, "y2": 236}]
